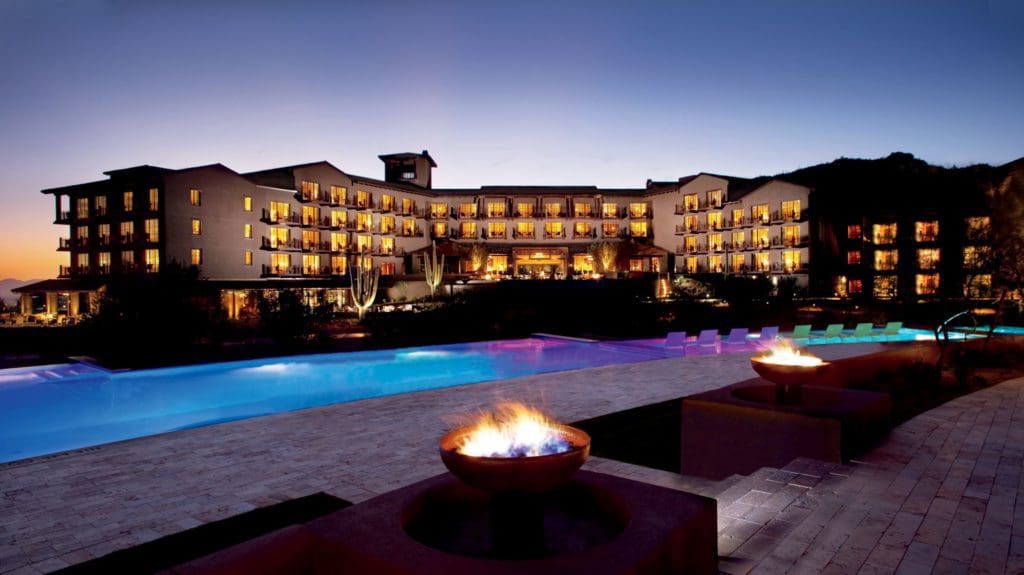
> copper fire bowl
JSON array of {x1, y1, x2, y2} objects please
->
[
  {"x1": 750, "y1": 356, "x2": 832, "y2": 388},
  {"x1": 439, "y1": 424, "x2": 591, "y2": 493}
]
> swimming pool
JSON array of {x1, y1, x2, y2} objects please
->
[{"x1": 0, "y1": 337, "x2": 670, "y2": 464}]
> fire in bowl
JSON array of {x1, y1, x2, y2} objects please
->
[
  {"x1": 439, "y1": 402, "x2": 591, "y2": 493},
  {"x1": 751, "y1": 340, "x2": 831, "y2": 389}
]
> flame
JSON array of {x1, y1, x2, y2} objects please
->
[
  {"x1": 457, "y1": 402, "x2": 571, "y2": 458},
  {"x1": 756, "y1": 339, "x2": 824, "y2": 366}
]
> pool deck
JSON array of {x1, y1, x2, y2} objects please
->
[{"x1": 0, "y1": 341, "x2": 1018, "y2": 574}]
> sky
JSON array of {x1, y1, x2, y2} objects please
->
[{"x1": 1, "y1": 0, "x2": 1022, "y2": 279}]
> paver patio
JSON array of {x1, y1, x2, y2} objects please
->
[{"x1": 4, "y1": 341, "x2": 1019, "y2": 574}]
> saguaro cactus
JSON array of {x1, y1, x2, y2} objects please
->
[
  {"x1": 424, "y1": 241, "x2": 445, "y2": 297},
  {"x1": 350, "y1": 260, "x2": 380, "y2": 321}
]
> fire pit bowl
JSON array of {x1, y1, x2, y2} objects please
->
[
  {"x1": 750, "y1": 356, "x2": 832, "y2": 389},
  {"x1": 439, "y1": 424, "x2": 591, "y2": 493}
]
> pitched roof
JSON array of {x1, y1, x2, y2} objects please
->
[
  {"x1": 378, "y1": 150, "x2": 438, "y2": 168},
  {"x1": 13, "y1": 278, "x2": 107, "y2": 293}
]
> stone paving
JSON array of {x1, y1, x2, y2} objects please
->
[{"x1": 9, "y1": 340, "x2": 995, "y2": 575}]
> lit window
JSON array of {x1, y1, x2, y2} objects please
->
[
  {"x1": 573, "y1": 201, "x2": 592, "y2": 217},
  {"x1": 356, "y1": 212, "x2": 372, "y2": 232},
  {"x1": 331, "y1": 186, "x2": 347, "y2": 205},
  {"x1": 708, "y1": 233, "x2": 722, "y2": 251},
  {"x1": 685, "y1": 257, "x2": 698, "y2": 274},
  {"x1": 630, "y1": 258, "x2": 644, "y2": 272},
  {"x1": 270, "y1": 228, "x2": 289, "y2": 248},
  {"x1": 872, "y1": 223, "x2": 897, "y2": 245},
  {"x1": 874, "y1": 249, "x2": 898, "y2": 271},
  {"x1": 629, "y1": 203, "x2": 648, "y2": 218},
  {"x1": 145, "y1": 219, "x2": 159, "y2": 242},
  {"x1": 121, "y1": 251, "x2": 134, "y2": 268},
  {"x1": 145, "y1": 248, "x2": 160, "y2": 272},
  {"x1": 243, "y1": 196, "x2": 253, "y2": 211},
  {"x1": 381, "y1": 262, "x2": 396, "y2": 276},
  {"x1": 707, "y1": 189, "x2": 722, "y2": 208},
  {"x1": 684, "y1": 215, "x2": 699, "y2": 232},
  {"x1": 965, "y1": 216, "x2": 990, "y2": 237},
  {"x1": 963, "y1": 246, "x2": 991, "y2": 268},
  {"x1": 731, "y1": 254, "x2": 745, "y2": 272},
  {"x1": 243, "y1": 224, "x2": 252, "y2": 238},
  {"x1": 331, "y1": 255, "x2": 347, "y2": 275},
  {"x1": 302, "y1": 230, "x2": 320, "y2": 250},
  {"x1": 381, "y1": 194, "x2": 395, "y2": 212},
  {"x1": 731, "y1": 231, "x2": 744, "y2": 249},
  {"x1": 380, "y1": 237, "x2": 394, "y2": 255},
  {"x1": 517, "y1": 202, "x2": 535, "y2": 218},
  {"x1": 684, "y1": 236, "x2": 698, "y2": 252},
  {"x1": 123, "y1": 191, "x2": 134, "y2": 212},
  {"x1": 915, "y1": 221, "x2": 938, "y2": 242},
  {"x1": 432, "y1": 222, "x2": 447, "y2": 238},
  {"x1": 707, "y1": 212, "x2": 722, "y2": 230},
  {"x1": 460, "y1": 222, "x2": 477, "y2": 238},
  {"x1": 573, "y1": 222, "x2": 591, "y2": 238},
  {"x1": 488, "y1": 222, "x2": 507, "y2": 239},
  {"x1": 191, "y1": 249, "x2": 202, "y2": 265},
  {"x1": 849, "y1": 278, "x2": 863, "y2": 294},
  {"x1": 77, "y1": 253, "x2": 89, "y2": 269},
  {"x1": 751, "y1": 229, "x2": 769, "y2": 249},
  {"x1": 189, "y1": 189, "x2": 201, "y2": 206},
  {"x1": 847, "y1": 251, "x2": 862, "y2": 265},
  {"x1": 303, "y1": 205, "x2": 321, "y2": 226},
  {"x1": 381, "y1": 215, "x2": 395, "y2": 234},
  {"x1": 781, "y1": 200, "x2": 801, "y2": 221},
  {"x1": 356, "y1": 190, "x2": 370, "y2": 208},
  {"x1": 782, "y1": 225, "x2": 801, "y2": 246},
  {"x1": 964, "y1": 274, "x2": 992, "y2": 298},
  {"x1": 357, "y1": 234, "x2": 372, "y2": 253},
  {"x1": 244, "y1": 250, "x2": 253, "y2": 266},
  {"x1": 874, "y1": 276, "x2": 898, "y2": 299},
  {"x1": 545, "y1": 222, "x2": 564, "y2": 238},
  {"x1": 487, "y1": 255, "x2": 509, "y2": 273},
  {"x1": 683, "y1": 194, "x2": 699, "y2": 211},
  {"x1": 76, "y1": 197, "x2": 89, "y2": 219},
  {"x1": 331, "y1": 232, "x2": 348, "y2": 251},
  {"x1": 916, "y1": 274, "x2": 939, "y2": 295},
  {"x1": 430, "y1": 203, "x2": 448, "y2": 218},
  {"x1": 98, "y1": 252, "x2": 110, "y2": 272},
  {"x1": 120, "y1": 221, "x2": 134, "y2": 240},
  {"x1": 487, "y1": 201, "x2": 506, "y2": 218},
  {"x1": 516, "y1": 222, "x2": 535, "y2": 238},
  {"x1": 754, "y1": 252, "x2": 770, "y2": 272},
  {"x1": 751, "y1": 204, "x2": 769, "y2": 224},
  {"x1": 270, "y1": 253, "x2": 290, "y2": 273},
  {"x1": 731, "y1": 208, "x2": 744, "y2": 226},
  {"x1": 191, "y1": 218, "x2": 201, "y2": 235},
  {"x1": 402, "y1": 218, "x2": 417, "y2": 236},
  {"x1": 300, "y1": 181, "x2": 319, "y2": 202},
  {"x1": 460, "y1": 203, "x2": 477, "y2": 218},
  {"x1": 917, "y1": 248, "x2": 940, "y2": 269},
  {"x1": 602, "y1": 223, "x2": 618, "y2": 237},
  {"x1": 847, "y1": 224, "x2": 862, "y2": 240},
  {"x1": 149, "y1": 188, "x2": 159, "y2": 211},
  {"x1": 708, "y1": 255, "x2": 722, "y2": 273},
  {"x1": 302, "y1": 254, "x2": 320, "y2": 274},
  {"x1": 782, "y1": 250, "x2": 801, "y2": 272},
  {"x1": 94, "y1": 196, "x2": 107, "y2": 216},
  {"x1": 601, "y1": 203, "x2": 618, "y2": 218}
]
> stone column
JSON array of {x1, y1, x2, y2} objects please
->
[
  {"x1": 20, "y1": 293, "x2": 31, "y2": 315},
  {"x1": 46, "y1": 292, "x2": 58, "y2": 315},
  {"x1": 69, "y1": 292, "x2": 80, "y2": 317}
]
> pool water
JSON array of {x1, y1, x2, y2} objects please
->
[{"x1": 0, "y1": 337, "x2": 670, "y2": 464}]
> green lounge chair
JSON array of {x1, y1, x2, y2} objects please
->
[
  {"x1": 791, "y1": 324, "x2": 812, "y2": 341},
  {"x1": 822, "y1": 324, "x2": 844, "y2": 340},
  {"x1": 882, "y1": 321, "x2": 903, "y2": 340},
  {"x1": 845, "y1": 322, "x2": 874, "y2": 340}
]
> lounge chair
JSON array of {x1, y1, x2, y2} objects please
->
[
  {"x1": 881, "y1": 321, "x2": 903, "y2": 340},
  {"x1": 845, "y1": 322, "x2": 875, "y2": 341},
  {"x1": 754, "y1": 326, "x2": 779, "y2": 347},
  {"x1": 791, "y1": 324, "x2": 812, "y2": 342},
  {"x1": 686, "y1": 329, "x2": 720, "y2": 354},
  {"x1": 665, "y1": 331, "x2": 688, "y2": 348},
  {"x1": 821, "y1": 324, "x2": 844, "y2": 340},
  {"x1": 721, "y1": 328, "x2": 751, "y2": 352}
]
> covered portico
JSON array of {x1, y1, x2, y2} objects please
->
[{"x1": 12, "y1": 279, "x2": 106, "y2": 321}]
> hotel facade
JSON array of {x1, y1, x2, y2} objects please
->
[{"x1": 16, "y1": 150, "x2": 998, "y2": 318}]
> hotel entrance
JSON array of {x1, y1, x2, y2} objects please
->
[{"x1": 513, "y1": 247, "x2": 568, "y2": 278}]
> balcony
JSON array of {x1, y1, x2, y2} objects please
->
[
  {"x1": 771, "y1": 262, "x2": 809, "y2": 273},
  {"x1": 628, "y1": 209, "x2": 650, "y2": 219},
  {"x1": 485, "y1": 211, "x2": 508, "y2": 219},
  {"x1": 94, "y1": 206, "x2": 108, "y2": 217},
  {"x1": 482, "y1": 231, "x2": 507, "y2": 240},
  {"x1": 452, "y1": 230, "x2": 479, "y2": 240},
  {"x1": 601, "y1": 209, "x2": 624, "y2": 219},
  {"x1": 377, "y1": 200, "x2": 395, "y2": 213},
  {"x1": 58, "y1": 265, "x2": 72, "y2": 278},
  {"x1": 330, "y1": 243, "x2": 348, "y2": 254},
  {"x1": 544, "y1": 231, "x2": 566, "y2": 239},
  {"x1": 96, "y1": 236, "x2": 111, "y2": 248},
  {"x1": 429, "y1": 228, "x2": 448, "y2": 239},
  {"x1": 771, "y1": 235, "x2": 810, "y2": 248},
  {"x1": 261, "y1": 209, "x2": 301, "y2": 225},
  {"x1": 873, "y1": 235, "x2": 897, "y2": 245},
  {"x1": 398, "y1": 205, "x2": 422, "y2": 217},
  {"x1": 143, "y1": 234, "x2": 159, "y2": 244},
  {"x1": 601, "y1": 228, "x2": 620, "y2": 238},
  {"x1": 261, "y1": 237, "x2": 301, "y2": 250},
  {"x1": 58, "y1": 238, "x2": 71, "y2": 250},
  {"x1": 398, "y1": 227, "x2": 424, "y2": 237},
  {"x1": 782, "y1": 211, "x2": 804, "y2": 222},
  {"x1": 573, "y1": 230, "x2": 596, "y2": 239},
  {"x1": 513, "y1": 211, "x2": 536, "y2": 219},
  {"x1": 726, "y1": 217, "x2": 744, "y2": 228},
  {"x1": 301, "y1": 241, "x2": 331, "y2": 252},
  {"x1": 698, "y1": 199, "x2": 722, "y2": 211},
  {"x1": 544, "y1": 211, "x2": 566, "y2": 219},
  {"x1": 456, "y1": 210, "x2": 478, "y2": 220},
  {"x1": 512, "y1": 230, "x2": 535, "y2": 239},
  {"x1": 262, "y1": 264, "x2": 303, "y2": 277},
  {"x1": 573, "y1": 210, "x2": 595, "y2": 219},
  {"x1": 426, "y1": 211, "x2": 449, "y2": 221},
  {"x1": 55, "y1": 211, "x2": 71, "y2": 224}
]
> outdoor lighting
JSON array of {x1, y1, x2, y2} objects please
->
[{"x1": 751, "y1": 339, "x2": 831, "y2": 402}]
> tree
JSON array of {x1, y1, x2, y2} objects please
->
[
  {"x1": 989, "y1": 169, "x2": 1024, "y2": 315},
  {"x1": 467, "y1": 243, "x2": 488, "y2": 275},
  {"x1": 350, "y1": 259, "x2": 380, "y2": 321},
  {"x1": 588, "y1": 241, "x2": 619, "y2": 274},
  {"x1": 424, "y1": 241, "x2": 445, "y2": 297}
]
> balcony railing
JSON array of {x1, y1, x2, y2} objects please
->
[
  {"x1": 573, "y1": 230, "x2": 596, "y2": 239},
  {"x1": 261, "y1": 209, "x2": 302, "y2": 225},
  {"x1": 429, "y1": 228, "x2": 448, "y2": 239},
  {"x1": 56, "y1": 211, "x2": 71, "y2": 223},
  {"x1": 58, "y1": 238, "x2": 71, "y2": 250},
  {"x1": 426, "y1": 211, "x2": 449, "y2": 220},
  {"x1": 512, "y1": 230, "x2": 535, "y2": 239},
  {"x1": 601, "y1": 228, "x2": 620, "y2": 238},
  {"x1": 58, "y1": 265, "x2": 72, "y2": 278},
  {"x1": 573, "y1": 210, "x2": 595, "y2": 219},
  {"x1": 398, "y1": 227, "x2": 424, "y2": 237},
  {"x1": 544, "y1": 231, "x2": 566, "y2": 239},
  {"x1": 452, "y1": 230, "x2": 479, "y2": 240},
  {"x1": 482, "y1": 231, "x2": 507, "y2": 239},
  {"x1": 486, "y1": 211, "x2": 508, "y2": 219},
  {"x1": 398, "y1": 205, "x2": 422, "y2": 217},
  {"x1": 262, "y1": 237, "x2": 301, "y2": 250}
]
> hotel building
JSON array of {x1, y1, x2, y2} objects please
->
[{"x1": 16, "y1": 150, "x2": 1000, "y2": 318}]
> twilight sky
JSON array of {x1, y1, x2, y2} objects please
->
[{"x1": 1, "y1": 0, "x2": 1022, "y2": 279}]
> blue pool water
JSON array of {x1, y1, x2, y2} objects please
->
[{"x1": 0, "y1": 337, "x2": 669, "y2": 463}]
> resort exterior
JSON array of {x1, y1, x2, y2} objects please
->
[{"x1": 14, "y1": 151, "x2": 1008, "y2": 320}]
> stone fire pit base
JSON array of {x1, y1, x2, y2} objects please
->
[
  {"x1": 681, "y1": 380, "x2": 891, "y2": 480},
  {"x1": 307, "y1": 470, "x2": 717, "y2": 574}
]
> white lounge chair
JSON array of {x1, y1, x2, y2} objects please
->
[
  {"x1": 686, "y1": 329, "x2": 720, "y2": 354},
  {"x1": 665, "y1": 331, "x2": 688, "y2": 348},
  {"x1": 721, "y1": 328, "x2": 751, "y2": 352}
]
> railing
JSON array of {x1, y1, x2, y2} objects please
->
[
  {"x1": 398, "y1": 227, "x2": 424, "y2": 237},
  {"x1": 455, "y1": 209, "x2": 478, "y2": 219},
  {"x1": 486, "y1": 211, "x2": 508, "y2": 219},
  {"x1": 58, "y1": 265, "x2": 71, "y2": 278},
  {"x1": 512, "y1": 230, "x2": 535, "y2": 239},
  {"x1": 513, "y1": 211, "x2": 536, "y2": 218},
  {"x1": 56, "y1": 210, "x2": 71, "y2": 223},
  {"x1": 96, "y1": 236, "x2": 111, "y2": 247},
  {"x1": 482, "y1": 231, "x2": 507, "y2": 239},
  {"x1": 262, "y1": 265, "x2": 303, "y2": 277},
  {"x1": 426, "y1": 211, "x2": 448, "y2": 220},
  {"x1": 601, "y1": 228, "x2": 619, "y2": 238},
  {"x1": 261, "y1": 209, "x2": 302, "y2": 225},
  {"x1": 573, "y1": 230, "x2": 596, "y2": 239},
  {"x1": 58, "y1": 238, "x2": 71, "y2": 250},
  {"x1": 429, "y1": 228, "x2": 448, "y2": 239},
  {"x1": 601, "y1": 210, "x2": 624, "y2": 219},
  {"x1": 573, "y1": 210, "x2": 595, "y2": 218},
  {"x1": 377, "y1": 200, "x2": 395, "y2": 213},
  {"x1": 398, "y1": 205, "x2": 422, "y2": 217},
  {"x1": 544, "y1": 231, "x2": 566, "y2": 239},
  {"x1": 452, "y1": 230, "x2": 479, "y2": 239}
]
